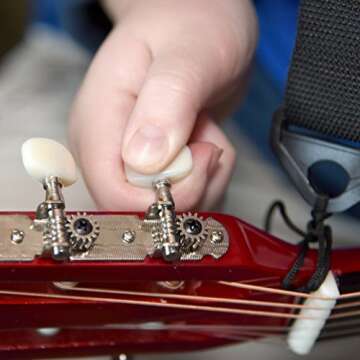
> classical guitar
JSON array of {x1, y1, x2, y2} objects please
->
[
  {"x1": 0, "y1": 137, "x2": 358, "y2": 359},
  {"x1": 4, "y1": 1, "x2": 360, "y2": 358}
]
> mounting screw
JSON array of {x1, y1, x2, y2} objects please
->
[
  {"x1": 11, "y1": 229, "x2": 25, "y2": 244},
  {"x1": 122, "y1": 230, "x2": 136, "y2": 244},
  {"x1": 210, "y1": 230, "x2": 223, "y2": 244}
]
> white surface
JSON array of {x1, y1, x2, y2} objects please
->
[
  {"x1": 125, "y1": 146, "x2": 192, "y2": 187},
  {"x1": 22, "y1": 137, "x2": 77, "y2": 186},
  {"x1": 1, "y1": 26, "x2": 360, "y2": 360},
  {"x1": 287, "y1": 271, "x2": 340, "y2": 355}
]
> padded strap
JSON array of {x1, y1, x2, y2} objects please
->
[{"x1": 284, "y1": 0, "x2": 360, "y2": 142}]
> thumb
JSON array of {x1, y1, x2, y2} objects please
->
[{"x1": 121, "y1": 50, "x2": 223, "y2": 174}]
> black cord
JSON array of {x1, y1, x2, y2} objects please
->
[
  {"x1": 264, "y1": 197, "x2": 332, "y2": 292},
  {"x1": 264, "y1": 200, "x2": 305, "y2": 237}
]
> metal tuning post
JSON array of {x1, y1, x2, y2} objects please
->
[
  {"x1": 151, "y1": 179, "x2": 180, "y2": 262},
  {"x1": 39, "y1": 176, "x2": 69, "y2": 260},
  {"x1": 22, "y1": 138, "x2": 77, "y2": 260},
  {"x1": 143, "y1": 178, "x2": 229, "y2": 262},
  {"x1": 127, "y1": 146, "x2": 194, "y2": 262},
  {"x1": 136, "y1": 147, "x2": 229, "y2": 262}
]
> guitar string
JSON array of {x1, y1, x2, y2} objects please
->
[
  {"x1": 53, "y1": 282, "x2": 324, "y2": 311},
  {"x1": 3, "y1": 283, "x2": 358, "y2": 319},
  {"x1": 5, "y1": 277, "x2": 360, "y2": 320},
  {"x1": 218, "y1": 281, "x2": 333, "y2": 300},
  {"x1": 337, "y1": 291, "x2": 360, "y2": 300},
  {"x1": 57, "y1": 283, "x2": 360, "y2": 326},
  {"x1": 221, "y1": 281, "x2": 360, "y2": 302},
  {"x1": 56, "y1": 282, "x2": 360, "y2": 327},
  {"x1": 4, "y1": 275, "x2": 360, "y2": 329},
  {"x1": 3, "y1": 287, "x2": 360, "y2": 338},
  {"x1": 335, "y1": 301, "x2": 360, "y2": 310},
  {"x1": 318, "y1": 327, "x2": 360, "y2": 341},
  {"x1": 62, "y1": 280, "x2": 360, "y2": 306},
  {"x1": 330, "y1": 309, "x2": 360, "y2": 320},
  {"x1": 4, "y1": 282, "x2": 360, "y2": 334},
  {"x1": 0, "y1": 288, "x2": 316, "y2": 320},
  {"x1": 0, "y1": 283, "x2": 353, "y2": 319},
  {"x1": 220, "y1": 281, "x2": 360, "y2": 311},
  {"x1": 232, "y1": 276, "x2": 280, "y2": 284}
]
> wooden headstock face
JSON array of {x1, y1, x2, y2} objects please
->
[
  {"x1": 1, "y1": 139, "x2": 359, "y2": 358},
  {"x1": 1, "y1": 210, "x2": 360, "y2": 358},
  {"x1": 0, "y1": 210, "x2": 316, "y2": 283}
]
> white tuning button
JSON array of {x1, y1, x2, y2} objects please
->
[
  {"x1": 125, "y1": 146, "x2": 193, "y2": 188},
  {"x1": 21, "y1": 138, "x2": 77, "y2": 187}
]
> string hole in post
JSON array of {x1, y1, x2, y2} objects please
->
[{"x1": 308, "y1": 160, "x2": 350, "y2": 198}]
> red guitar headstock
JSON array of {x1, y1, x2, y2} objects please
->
[{"x1": 1, "y1": 138, "x2": 359, "y2": 358}]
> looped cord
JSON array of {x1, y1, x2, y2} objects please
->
[{"x1": 264, "y1": 196, "x2": 332, "y2": 293}]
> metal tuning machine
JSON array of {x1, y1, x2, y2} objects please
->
[
  {"x1": 129, "y1": 145, "x2": 228, "y2": 262},
  {"x1": 22, "y1": 138, "x2": 77, "y2": 260},
  {"x1": 0, "y1": 140, "x2": 229, "y2": 263},
  {"x1": 146, "y1": 179, "x2": 180, "y2": 261}
]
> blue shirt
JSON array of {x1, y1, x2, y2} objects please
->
[{"x1": 255, "y1": 0, "x2": 299, "y2": 91}]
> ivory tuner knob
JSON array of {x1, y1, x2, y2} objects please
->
[
  {"x1": 21, "y1": 138, "x2": 77, "y2": 187},
  {"x1": 125, "y1": 146, "x2": 193, "y2": 188}
]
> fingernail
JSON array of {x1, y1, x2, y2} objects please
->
[
  {"x1": 123, "y1": 124, "x2": 169, "y2": 172},
  {"x1": 208, "y1": 147, "x2": 223, "y2": 174}
]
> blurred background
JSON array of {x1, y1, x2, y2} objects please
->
[{"x1": 0, "y1": 0, "x2": 360, "y2": 359}]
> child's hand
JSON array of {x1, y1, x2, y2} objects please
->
[{"x1": 69, "y1": 0, "x2": 258, "y2": 211}]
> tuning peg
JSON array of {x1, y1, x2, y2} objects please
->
[
  {"x1": 21, "y1": 138, "x2": 76, "y2": 261},
  {"x1": 21, "y1": 138, "x2": 77, "y2": 187},
  {"x1": 125, "y1": 146, "x2": 192, "y2": 188},
  {"x1": 125, "y1": 146, "x2": 192, "y2": 262}
]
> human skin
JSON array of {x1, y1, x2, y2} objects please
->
[{"x1": 69, "y1": 0, "x2": 258, "y2": 211}]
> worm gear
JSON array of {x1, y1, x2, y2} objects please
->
[
  {"x1": 65, "y1": 213, "x2": 100, "y2": 252},
  {"x1": 176, "y1": 212, "x2": 208, "y2": 253}
]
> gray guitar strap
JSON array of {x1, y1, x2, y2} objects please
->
[
  {"x1": 270, "y1": 0, "x2": 360, "y2": 290},
  {"x1": 272, "y1": 0, "x2": 360, "y2": 213}
]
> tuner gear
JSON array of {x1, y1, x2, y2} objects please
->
[
  {"x1": 176, "y1": 213, "x2": 208, "y2": 253},
  {"x1": 65, "y1": 213, "x2": 100, "y2": 252}
]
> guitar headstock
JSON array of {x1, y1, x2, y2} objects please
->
[
  {"x1": 0, "y1": 140, "x2": 315, "y2": 283},
  {"x1": 1, "y1": 138, "x2": 360, "y2": 358}
]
